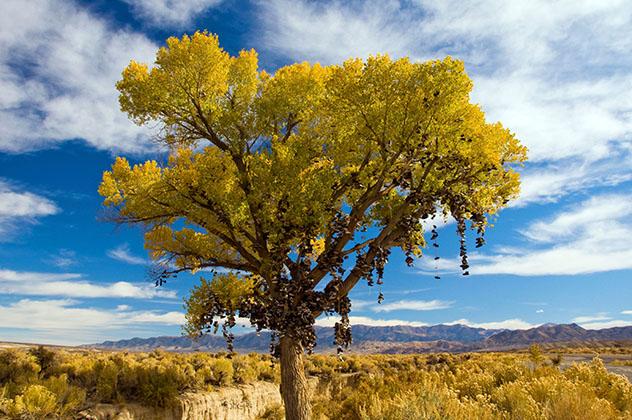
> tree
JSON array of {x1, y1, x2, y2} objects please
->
[
  {"x1": 99, "y1": 32, "x2": 527, "y2": 419},
  {"x1": 529, "y1": 343, "x2": 545, "y2": 370}
]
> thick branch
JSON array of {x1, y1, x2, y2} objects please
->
[
  {"x1": 306, "y1": 178, "x2": 386, "y2": 286},
  {"x1": 160, "y1": 258, "x2": 253, "y2": 275},
  {"x1": 146, "y1": 191, "x2": 261, "y2": 270},
  {"x1": 341, "y1": 238, "x2": 375, "y2": 256}
]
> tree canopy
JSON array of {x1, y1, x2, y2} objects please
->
[{"x1": 99, "y1": 31, "x2": 526, "y2": 354}]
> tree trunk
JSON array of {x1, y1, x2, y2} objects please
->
[{"x1": 279, "y1": 335, "x2": 311, "y2": 420}]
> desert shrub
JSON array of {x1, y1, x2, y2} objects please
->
[
  {"x1": 56, "y1": 352, "x2": 98, "y2": 390},
  {"x1": 357, "y1": 385, "x2": 499, "y2": 420},
  {"x1": 111, "y1": 354, "x2": 140, "y2": 399},
  {"x1": 3, "y1": 347, "x2": 632, "y2": 418},
  {"x1": 195, "y1": 365, "x2": 215, "y2": 388},
  {"x1": 306, "y1": 355, "x2": 336, "y2": 377},
  {"x1": 549, "y1": 353, "x2": 563, "y2": 366},
  {"x1": 0, "y1": 349, "x2": 40, "y2": 390},
  {"x1": 136, "y1": 363, "x2": 181, "y2": 407},
  {"x1": 255, "y1": 359, "x2": 278, "y2": 382},
  {"x1": 452, "y1": 368, "x2": 496, "y2": 398},
  {"x1": 491, "y1": 381, "x2": 544, "y2": 420},
  {"x1": 528, "y1": 376, "x2": 618, "y2": 420},
  {"x1": 233, "y1": 357, "x2": 258, "y2": 384},
  {"x1": 28, "y1": 346, "x2": 59, "y2": 378},
  {"x1": 42, "y1": 374, "x2": 86, "y2": 415},
  {"x1": 256, "y1": 403, "x2": 284, "y2": 419},
  {"x1": 563, "y1": 357, "x2": 632, "y2": 413},
  {"x1": 345, "y1": 356, "x2": 378, "y2": 375},
  {"x1": 544, "y1": 387, "x2": 618, "y2": 420},
  {"x1": 211, "y1": 357, "x2": 234, "y2": 386},
  {"x1": 529, "y1": 344, "x2": 545, "y2": 367},
  {"x1": 311, "y1": 353, "x2": 632, "y2": 420},
  {"x1": 4, "y1": 384, "x2": 58, "y2": 418},
  {"x1": 94, "y1": 359, "x2": 119, "y2": 402}
]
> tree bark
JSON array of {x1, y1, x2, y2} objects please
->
[{"x1": 279, "y1": 335, "x2": 311, "y2": 420}]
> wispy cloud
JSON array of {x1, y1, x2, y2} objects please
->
[
  {"x1": 0, "y1": 269, "x2": 175, "y2": 299},
  {"x1": 316, "y1": 315, "x2": 427, "y2": 328},
  {"x1": 512, "y1": 160, "x2": 632, "y2": 207},
  {"x1": 522, "y1": 302, "x2": 549, "y2": 307},
  {"x1": 122, "y1": 0, "x2": 222, "y2": 27},
  {"x1": 445, "y1": 318, "x2": 535, "y2": 330},
  {"x1": 0, "y1": 0, "x2": 156, "y2": 153},
  {"x1": 373, "y1": 299, "x2": 453, "y2": 312},
  {"x1": 107, "y1": 244, "x2": 147, "y2": 265},
  {"x1": 46, "y1": 249, "x2": 77, "y2": 268},
  {"x1": 258, "y1": 0, "x2": 415, "y2": 65},
  {"x1": 520, "y1": 195, "x2": 632, "y2": 244},
  {"x1": 572, "y1": 313, "x2": 611, "y2": 323},
  {"x1": 0, "y1": 180, "x2": 59, "y2": 238},
  {"x1": 316, "y1": 315, "x2": 534, "y2": 330},
  {"x1": 475, "y1": 193, "x2": 632, "y2": 275},
  {"x1": 579, "y1": 320, "x2": 632, "y2": 330},
  {"x1": 0, "y1": 299, "x2": 184, "y2": 345},
  {"x1": 421, "y1": 193, "x2": 632, "y2": 276},
  {"x1": 257, "y1": 0, "x2": 632, "y2": 202}
]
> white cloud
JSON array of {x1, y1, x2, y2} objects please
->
[
  {"x1": 316, "y1": 315, "x2": 427, "y2": 328},
  {"x1": 0, "y1": 180, "x2": 59, "y2": 237},
  {"x1": 2, "y1": 0, "x2": 628, "y2": 202},
  {"x1": 446, "y1": 318, "x2": 535, "y2": 330},
  {"x1": 316, "y1": 315, "x2": 535, "y2": 330},
  {"x1": 0, "y1": 299, "x2": 184, "y2": 345},
  {"x1": 579, "y1": 319, "x2": 632, "y2": 330},
  {"x1": 123, "y1": 0, "x2": 222, "y2": 27},
  {"x1": 257, "y1": 0, "x2": 632, "y2": 201},
  {"x1": 572, "y1": 313, "x2": 611, "y2": 323},
  {"x1": 0, "y1": 0, "x2": 157, "y2": 153},
  {"x1": 521, "y1": 195, "x2": 632, "y2": 243},
  {"x1": 107, "y1": 244, "x2": 147, "y2": 265},
  {"x1": 258, "y1": 0, "x2": 415, "y2": 65},
  {"x1": 373, "y1": 299, "x2": 453, "y2": 312},
  {"x1": 393, "y1": 288, "x2": 433, "y2": 295},
  {"x1": 0, "y1": 183, "x2": 59, "y2": 218},
  {"x1": 535, "y1": 309, "x2": 544, "y2": 314},
  {"x1": 421, "y1": 212, "x2": 456, "y2": 232},
  {"x1": 127, "y1": 310, "x2": 185, "y2": 324},
  {"x1": 622, "y1": 310, "x2": 632, "y2": 315},
  {"x1": 512, "y1": 160, "x2": 632, "y2": 207},
  {"x1": 349, "y1": 300, "x2": 372, "y2": 311},
  {"x1": 428, "y1": 193, "x2": 632, "y2": 276},
  {"x1": 47, "y1": 249, "x2": 77, "y2": 268},
  {"x1": 260, "y1": 0, "x2": 632, "y2": 73},
  {"x1": 0, "y1": 269, "x2": 176, "y2": 299},
  {"x1": 473, "y1": 74, "x2": 632, "y2": 163},
  {"x1": 479, "y1": 194, "x2": 632, "y2": 275}
]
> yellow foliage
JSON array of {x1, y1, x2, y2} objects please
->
[
  {"x1": 99, "y1": 33, "x2": 527, "y2": 317},
  {"x1": 5, "y1": 385, "x2": 57, "y2": 418}
]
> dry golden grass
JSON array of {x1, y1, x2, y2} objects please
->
[{"x1": 1, "y1": 346, "x2": 632, "y2": 419}]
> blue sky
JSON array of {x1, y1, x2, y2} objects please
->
[{"x1": 1, "y1": 0, "x2": 632, "y2": 345}]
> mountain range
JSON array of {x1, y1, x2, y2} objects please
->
[{"x1": 90, "y1": 323, "x2": 632, "y2": 353}]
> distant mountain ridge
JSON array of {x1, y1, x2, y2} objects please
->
[
  {"x1": 484, "y1": 323, "x2": 589, "y2": 347},
  {"x1": 89, "y1": 323, "x2": 632, "y2": 353}
]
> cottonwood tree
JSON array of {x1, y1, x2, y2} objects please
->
[{"x1": 99, "y1": 32, "x2": 526, "y2": 420}]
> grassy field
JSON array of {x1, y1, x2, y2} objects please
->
[{"x1": 1, "y1": 344, "x2": 632, "y2": 419}]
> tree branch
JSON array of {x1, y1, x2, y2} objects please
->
[{"x1": 341, "y1": 238, "x2": 375, "y2": 256}]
